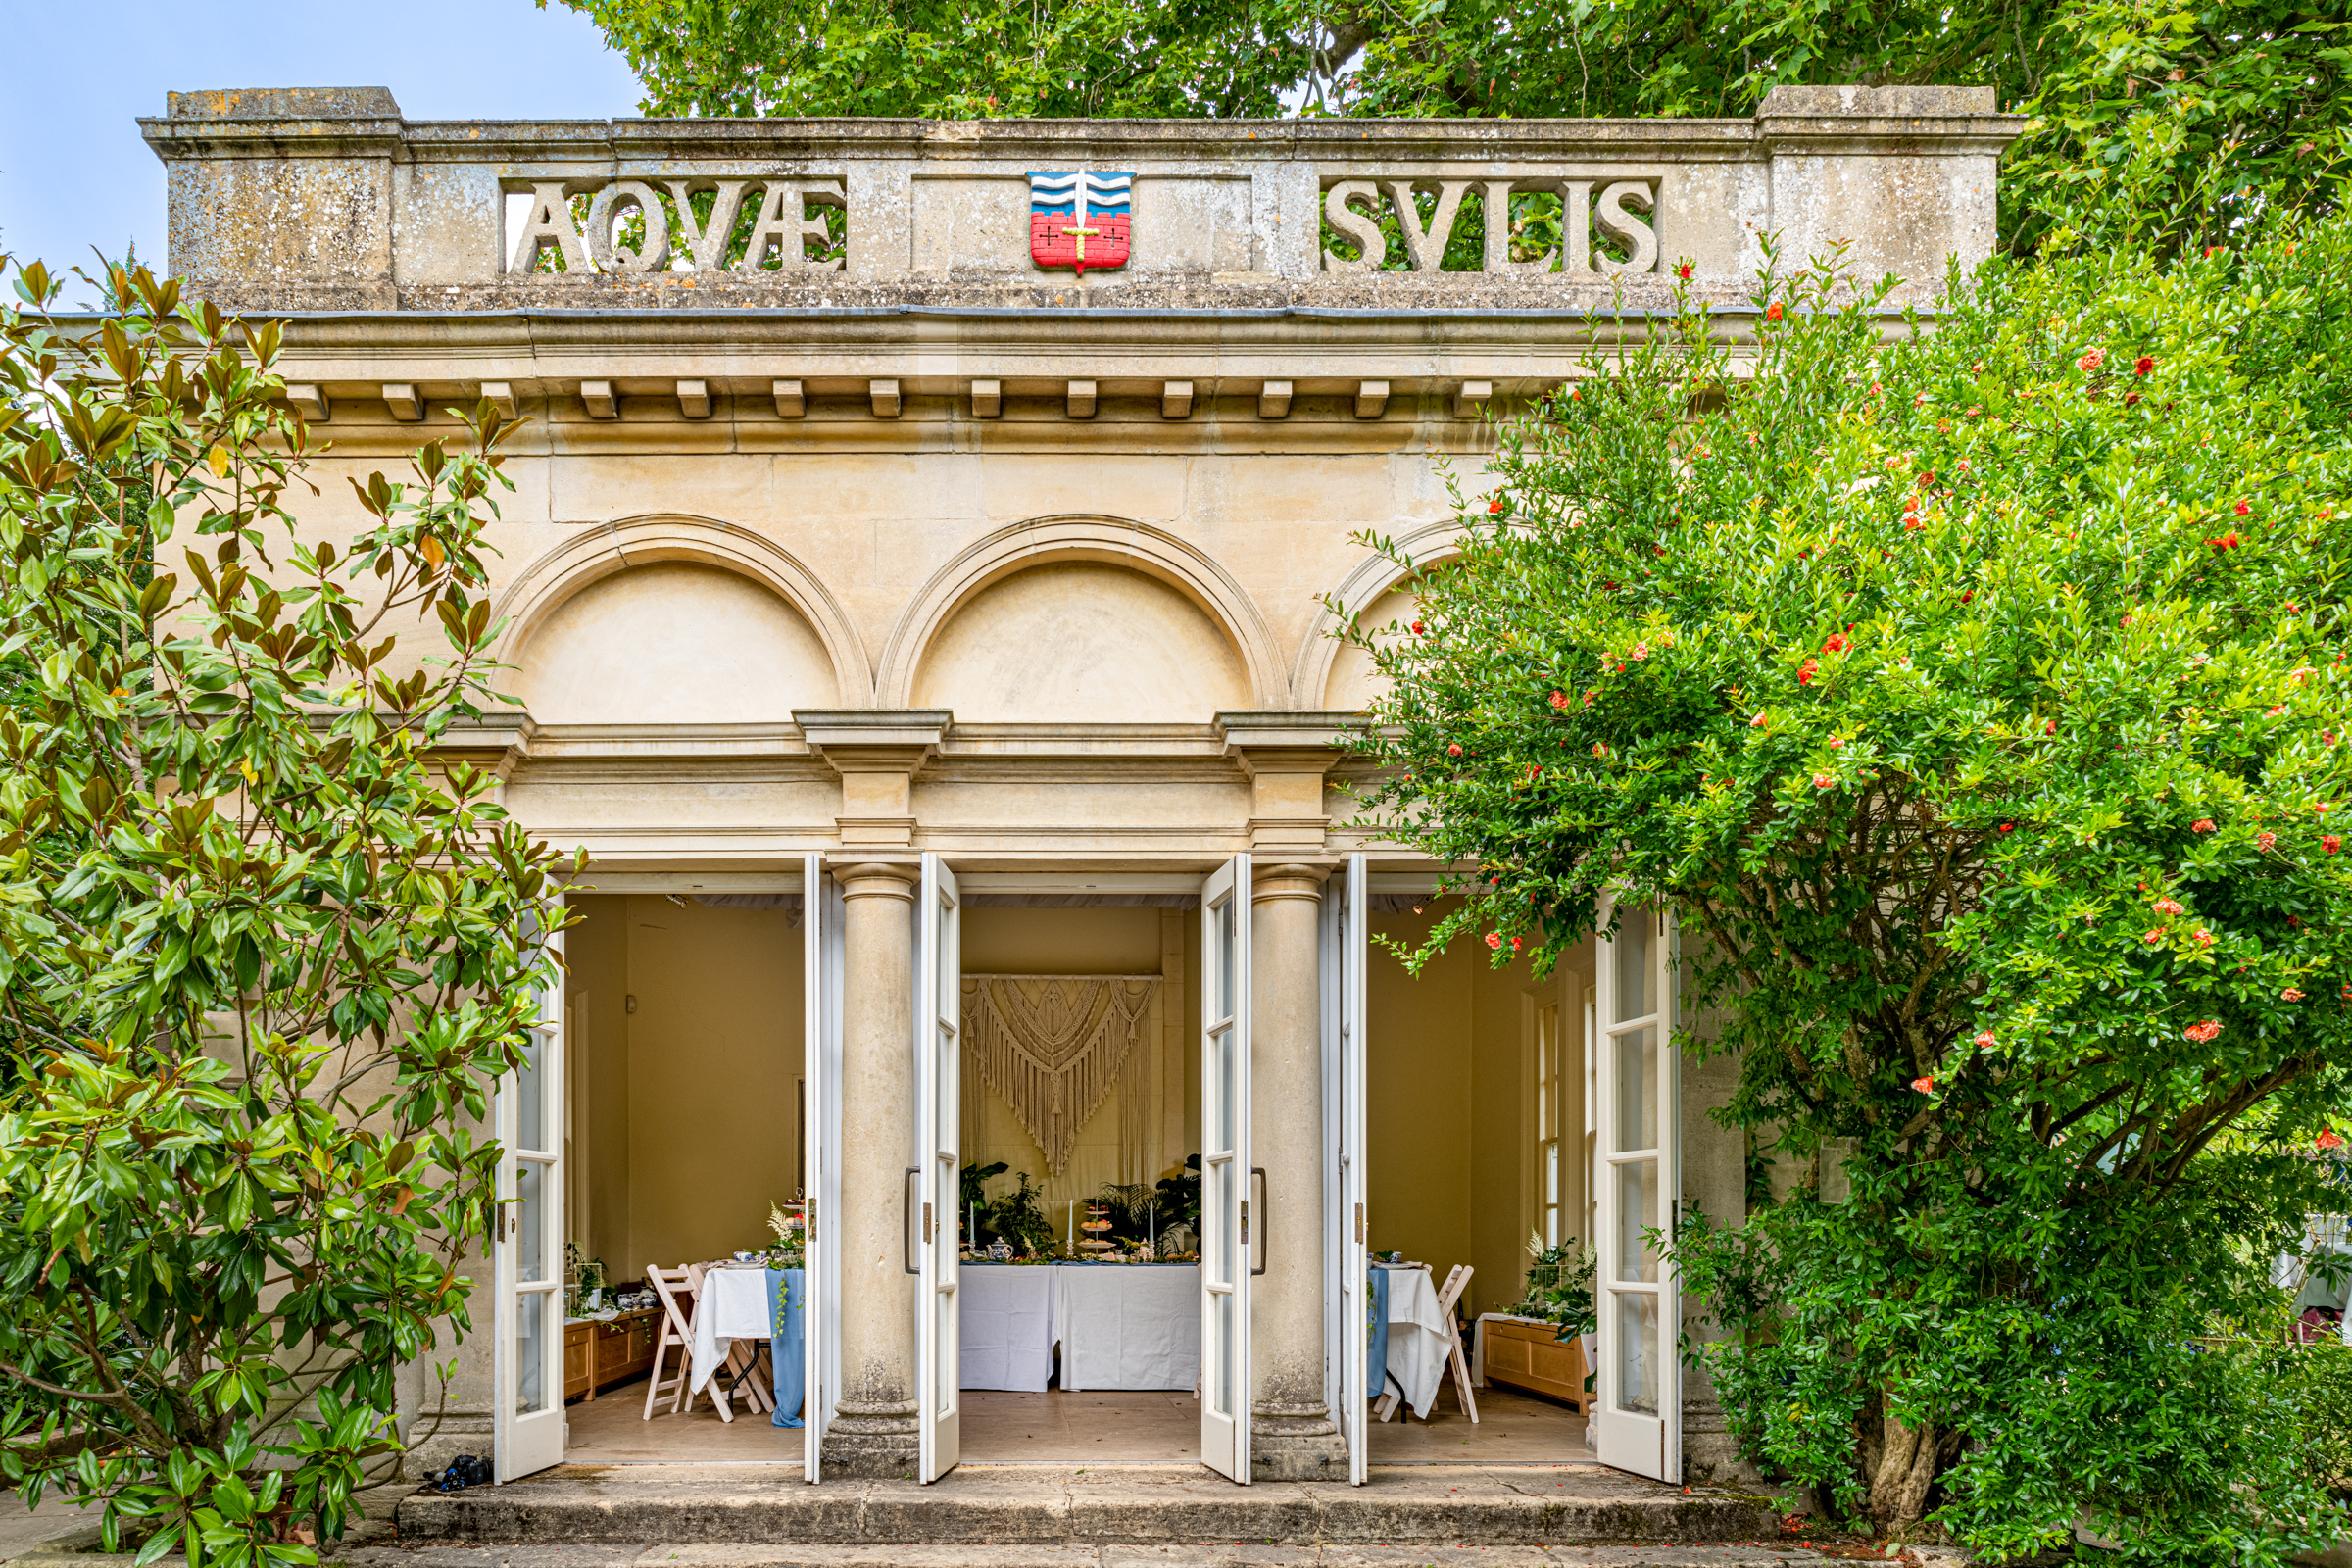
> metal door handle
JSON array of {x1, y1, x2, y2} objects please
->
[
  {"x1": 904, "y1": 1168, "x2": 921, "y2": 1275},
  {"x1": 1354, "y1": 1201, "x2": 1364, "y2": 1244},
  {"x1": 1250, "y1": 1166, "x2": 1267, "y2": 1277}
]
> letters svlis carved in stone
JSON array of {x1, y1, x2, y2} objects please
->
[
  {"x1": 1321, "y1": 177, "x2": 1658, "y2": 275},
  {"x1": 509, "y1": 178, "x2": 849, "y2": 275}
]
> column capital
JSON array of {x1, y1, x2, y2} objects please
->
[
  {"x1": 1251, "y1": 862, "x2": 1331, "y2": 904},
  {"x1": 837, "y1": 860, "x2": 919, "y2": 903}
]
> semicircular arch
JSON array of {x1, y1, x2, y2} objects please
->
[
  {"x1": 876, "y1": 515, "x2": 1284, "y2": 714},
  {"x1": 491, "y1": 515, "x2": 873, "y2": 718},
  {"x1": 1294, "y1": 520, "x2": 1470, "y2": 711}
]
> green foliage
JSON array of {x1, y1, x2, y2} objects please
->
[
  {"x1": 548, "y1": 0, "x2": 2352, "y2": 252},
  {"x1": 0, "y1": 257, "x2": 575, "y2": 1563},
  {"x1": 1336, "y1": 218, "x2": 2352, "y2": 1554},
  {"x1": 984, "y1": 1172, "x2": 1056, "y2": 1257},
  {"x1": 1512, "y1": 1234, "x2": 1596, "y2": 1340}
]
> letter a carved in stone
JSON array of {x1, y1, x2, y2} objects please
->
[{"x1": 509, "y1": 181, "x2": 590, "y2": 274}]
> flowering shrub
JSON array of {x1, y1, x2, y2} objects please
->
[{"x1": 1338, "y1": 220, "x2": 2352, "y2": 1557}]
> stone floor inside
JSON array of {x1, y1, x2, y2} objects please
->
[{"x1": 564, "y1": 1377, "x2": 1594, "y2": 1468}]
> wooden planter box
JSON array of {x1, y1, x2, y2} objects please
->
[
  {"x1": 564, "y1": 1307, "x2": 659, "y2": 1402},
  {"x1": 1479, "y1": 1316, "x2": 1592, "y2": 1412}
]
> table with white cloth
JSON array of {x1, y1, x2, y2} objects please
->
[
  {"x1": 957, "y1": 1263, "x2": 1200, "y2": 1393},
  {"x1": 689, "y1": 1264, "x2": 773, "y2": 1396},
  {"x1": 1376, "y1": 1263, "x2": 1451, "y2": 1420},
  {"x1": 958, "y1": 1262, "x2": 1057, "y2": 1391}
]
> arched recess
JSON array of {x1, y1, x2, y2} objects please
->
[
  {"x1": 1295, "y1": 520, "x2": 1469, "y2": 711},
  {"x1": 876, "y1": 515, "x2": 1285, "y2": 716},
  {"x1": 492, "y1": 515, "x2": 872, "y2": 721}
]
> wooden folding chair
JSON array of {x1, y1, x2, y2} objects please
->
[
  {"x1": 1433, "y1": 1263, "x2": 1480, "y2": 1424},
  {"x1": 642, "y1": 1265, "x2": 701, "y2": 1420},
  {"x1": 683, "y1": 1264, "x2": 773, "y2": 1419},
  {"x1": 1376, "y1": 1263, "x2": 1481, "y2": 1425}
]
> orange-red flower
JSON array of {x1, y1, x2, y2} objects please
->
[
  {"x1": 2134, "y1": 355, "x2": 2155, "y2": 376},
  {"x1": 1485, "y1": 932, "x2": 1502, "y2": 950},
  {"x1": 2192, "y1": 819, "x2": 2216, "y2": 833},
  {"x1": 1912, "y1": 1076, "x2": 1936, "y2": 1094},
  {"x1": 1765, "y1": 302, "x2": 1784, "y2": 322},
  {"x1": 2184, "y1": 1020, "x2": 2222, "y2": 1043}
]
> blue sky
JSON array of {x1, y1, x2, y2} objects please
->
[{"x1": 0, "y1": 1, "x2": 644, "y2": 297}]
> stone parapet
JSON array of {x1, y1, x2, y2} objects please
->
[{"x1": 142, "y1": 85, "x2": 2020, "y2": 316}]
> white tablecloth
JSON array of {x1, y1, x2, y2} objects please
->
[
  {"x1": 956, "y1": 1264, "x2": 1200, "y2": 1393},
  {"x1": 690, "y1": 1265, "x2": 773, "y2": 1393},
  {"x1": 1054, "y1": 1264, "x2": 1200, "y2": 1392},
  {"x1": 959, "y1": 1264, "x2": 1057, "y2": 1391},
  {"x1": 1380, "y1": 1264, "x2": 1450, "y2": 1419}
]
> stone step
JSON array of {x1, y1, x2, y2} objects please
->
[
  {"x1": 352, "y1": 1547, "x2": 1839, "y2": 1568},
  {"x1": 392, "y1": 1465, "x2": 1786, "y2": 1549}
]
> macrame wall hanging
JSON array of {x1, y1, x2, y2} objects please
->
[{"x1": 960, "y1": 974, "x2": 1158, "y2": 1176}]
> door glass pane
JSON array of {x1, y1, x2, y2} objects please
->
[
  {"x1": 1216, "y1": 897, "x2": 1235, "y2": 1018},
  {"x1": 1208, "y1": 1161, "x2": 1235, "y2": 1285},
  {"x1": 1612, "y1": 1026, "x2": 1656, "y2": 1152},
  {"x1": 515, "y1": 1030, "x2": 546, "y2": 1152},
  {"x1": 1613, "y1": 1291, "x2": 1659, "y2": 1415},
  {"x1": 1612, "y1": 913, "x2": 1653, "y2": 1022},
  {"x1": 1213, "y1": 1029, "x2": 1235, "y2": 1149},
  {"x1": 515, "y1": 1159, "x2": 548, "y2": 1283},
  {"x1": 1613, "y1": 1157, "x2": 1658, "y2": 1282},
  {"x1": 515, "y1": 1289, "x2": 548, "y2": 1413},
  {"x1": 1210, "y1": 1291, "x2": 1234, "y2": 1416}
]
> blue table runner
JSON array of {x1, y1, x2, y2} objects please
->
[{"x1": 766, "y1": 1267, "x2": 805, "y2": 1429}]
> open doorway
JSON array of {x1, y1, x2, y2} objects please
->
[
  {"x1": 1358, "y1": 891, "x2": 1600, "y2": 1466},
  {"x1": 953, "y1": 897, "x2": 1204, "y2": 1465},
  {"x1": 558, "y1": 892, "x2": 808, "y2": 1465}
]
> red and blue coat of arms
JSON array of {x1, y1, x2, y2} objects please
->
[{"x1": 1028, "y1": 171, "x2": 1132, "y2": 277}]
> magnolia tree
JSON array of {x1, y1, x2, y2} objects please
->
[
  {"x1": 0, "y1": 259, "x2": 572, "y2": 1566},
  {"x1": 1340, "y1": 228, "x2": 2352, "y2": 1557}
]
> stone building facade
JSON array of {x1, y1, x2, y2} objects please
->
[{"x1": 141, "y1": 83, "x2": 2019, "y2": 1490}]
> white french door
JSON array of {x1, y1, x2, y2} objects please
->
[
  {"x1": 494, "y1": 898, "x2": 566, "y2": 1482},
  {"x1": 805, "y1": 854, "x2": 844, "y2": 1481},
  {"x1": 916, "y1": 854, "x2": 963, "y2": 1482},
  {"x1": 1321, "y1": 854, "x2": 1369, "y2": 1484},
  {"x1": 1592, "y1": 899, "x2": 1680, "y2": 1482},
  {"x1": 1200, "y1": 854, "x2": 1253, "y2": 1482}
]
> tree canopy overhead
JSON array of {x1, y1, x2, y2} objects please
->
[{"x1": 546, "y1": 0, "x2": 2352, "y2": 250}]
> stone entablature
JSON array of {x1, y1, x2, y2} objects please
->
[{"x1": 145, "y1": 85, "x2": 2018, "y2": 315}]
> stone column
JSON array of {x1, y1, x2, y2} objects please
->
[
  {"x1": 1249, "y1": 862, "x2": 1347, "y2": 1481},
  {"x1": 823, "y1": 860, "x2": 921, "y2": 1477}
]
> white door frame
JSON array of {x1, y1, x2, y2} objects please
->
[
  {"x1": 493, "y1": 898, "x2": 567, "y2": 1482},
  {"x1": 1200, "y1": 854, "x2": 1253, "y2": 1482},
  {"x1": 805, "y1": 854, "x2": 844, "y2": 1481},
  {"x1": 1592, "y1": 898, "x2": 1681, "y2": 1482},
  {"x1": 915, "y1": 854, "x2": 963, "y2": 1482},
  {"x1": 1323, "y1": 854, "x2": 1369, "y2": 1484}
]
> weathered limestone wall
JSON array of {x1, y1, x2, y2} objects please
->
[{"x1": 144, "y1": 85, "x2": 2017, "y2": 314}]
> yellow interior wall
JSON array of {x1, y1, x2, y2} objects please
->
[
  {"x1": 1365, "y1": 905, "x2": 1591, "y2": 1319},
  {"x1": 566, "y1": 897, "x2": 632, "y2": 1286},
  {"x1": 574, "y1": 895, "x2": 802, "y2": 1281}
]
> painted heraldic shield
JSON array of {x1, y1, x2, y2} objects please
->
[{"x1": 1029, "y1": 171, "x2": 1132, "y2": 276}]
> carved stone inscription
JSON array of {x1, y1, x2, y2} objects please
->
[
  {"x1": 1321, "y1": 177, "x2": 1658, "y2": 275},
  {"x1": 507, "y1": 178, "x2": 847, "y2": 274}
]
